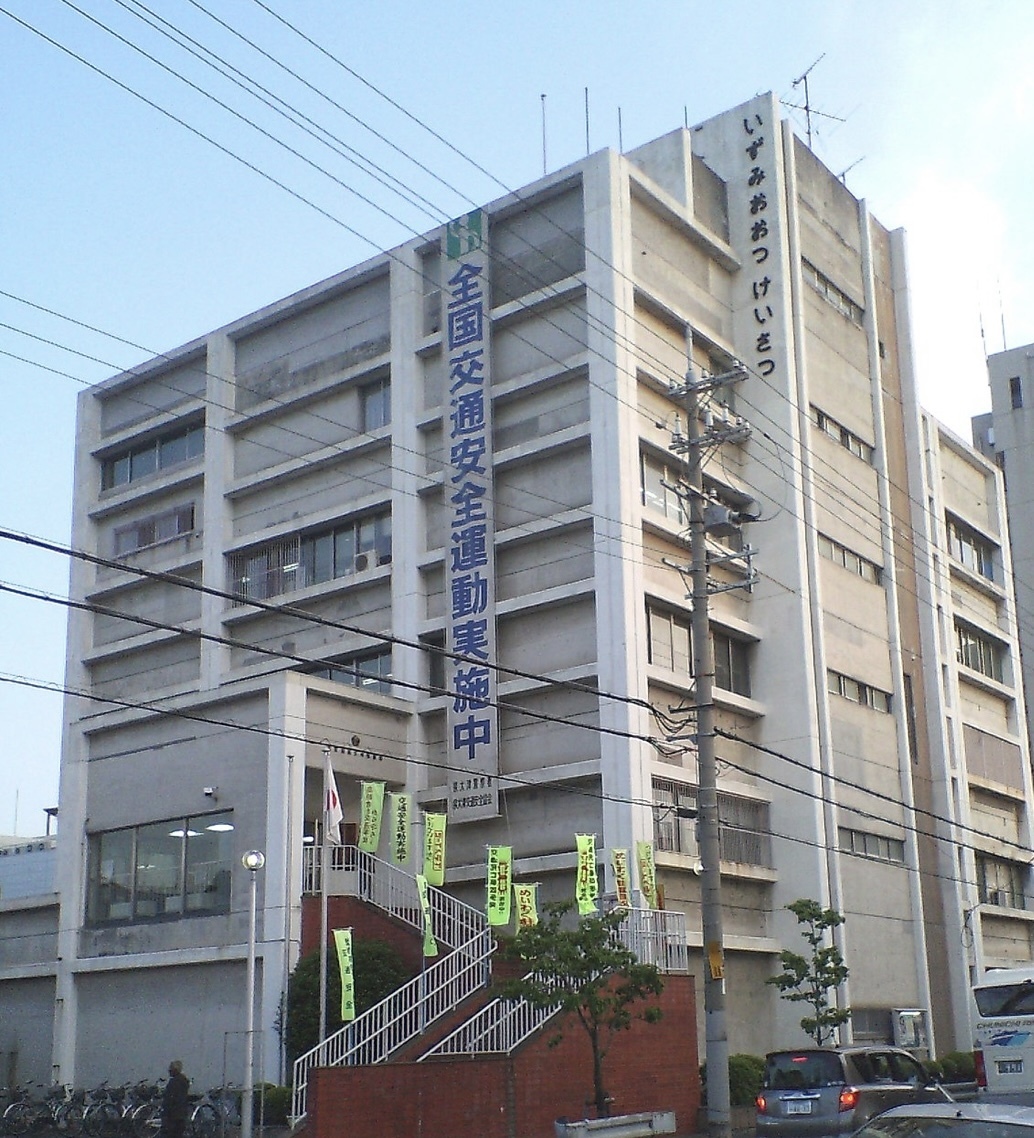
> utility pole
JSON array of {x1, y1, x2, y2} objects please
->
[{"x1": 668, "y1": 351, "x2": 752, "y2": 1138}]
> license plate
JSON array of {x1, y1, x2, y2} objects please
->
[
  {"x1": 998, "y1": 1059, "x2": 1024, "y2": 1074},
  {"x1": 785, "y1": 1102, "x2": 813, "y2": 1115}
]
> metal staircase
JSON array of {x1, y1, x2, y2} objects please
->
[
  {"x1": 290, "y1": 848, "x2": 493, "y2": 1124},
  {"x1": 290, "y1": 847, "x2": 689, "y2": 1123}
]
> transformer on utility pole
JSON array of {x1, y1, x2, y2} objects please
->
[{"x1": 667, "y1": 351, "x2": 754, "y2": 1138}]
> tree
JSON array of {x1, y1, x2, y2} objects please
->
[
  {"x1": 767, "y1": 898, "x2": 850, "y2": 1045},
  {"x1": 495, "y1": 901, "x2": 664, "y2": 1118},
  {"x1": 284, "y1": 939, "x2": 411, "y2": 1063}
]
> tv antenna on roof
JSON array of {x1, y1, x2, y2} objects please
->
[{"x1": 786, "y1": 54, "x2": 845, "y2": 149}]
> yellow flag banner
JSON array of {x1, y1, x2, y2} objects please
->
[
  {"x1": 358, "y1": 781, "x2": 385, "y2": 853},
  {"x1": 486, "y1": 846, "x2": 513, "y2": 926},
  {"x1": 611, "y1": 848, "x2": 631, "y2": 909},
  {"x1": 575, "y1": 833, "x2": 598, "y2": 915},
  {"x1": 332, "y1": 928, "x2": 355, "y2": 1021},
  {"x1": 415, "y1": 873, "x2": 439, "y2": 958},
  {"x1": 636, "y1": 840, "x2": 658, "y2": 909},
  {"x1": 423, "y1": 813, "x2": 447, "y2": 886},
  {"x1": 390, "y1": 793, "x2": 411, "y2": 865},
  {"x1": 513, "y1": 881, "x2": 539, "y2": 927}
]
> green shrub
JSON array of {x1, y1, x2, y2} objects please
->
[
  {"x1": 728, "y1": 1054, "x2": 766, "y2": 1107},
  {"x1": 285, "y1": 939, "x2": 412, "y2": 1063},
  {"x1": 937, "y1": 1051, "x2": 975, "y2": 1082},
  {"x1": 256, "y1": 1084, "x2": 291, "y2": 1125}
]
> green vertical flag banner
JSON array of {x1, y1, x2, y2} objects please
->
[
  {"x1": 415, "y1": 873, "x2": 439, "y2": 958},
  {"x1": 636, "y1": 840, "x2": 658, "y2": 909},
  {"x1": 358, "y1": 781, "x2": 385, "y2": 853},
  {"x1": 575, "y1": 833, "x2": 598, "y2": 915},
  {"x1": 390, "y1": 792, "x2": 411, "y2": 865},
  {"x1": 611, "y1": 848, "x2": 631, "y2": 909},
  {"x1": 332, "y1": 928, "x2": 355, "y2": 1021},
  {"x1": 486, "y1": 846, "x2": 513, "y2": 926},
  {"x1": 423, "y1": 813, "x2": 447, "y2": 886},
  {"x1": 513, "y1": 881, "x2": 538, "y2": 927}
]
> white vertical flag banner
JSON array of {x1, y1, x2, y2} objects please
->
[{"x1": 324, "y1": 756, "x2": 343, "y2": 844}]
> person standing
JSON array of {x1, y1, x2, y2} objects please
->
[{"x1": 160, "y1": 1060, "x2": 190, "y2": 1138}]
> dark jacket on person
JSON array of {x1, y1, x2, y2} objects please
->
[{"x1": 162, "y1": 1071, "x2": 190, "y2": 1123}]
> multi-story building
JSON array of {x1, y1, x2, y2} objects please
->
[
  {"x1": 975, "y1": 347, "x2": 1034, "y2": 759},
  {"x1": 42, "y1": 92, "x2": 1034, "y2": 1089}
]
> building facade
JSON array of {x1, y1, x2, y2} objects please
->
[{"x1": 42, "y1": 93, "x2": 1034, "y2": 1088}]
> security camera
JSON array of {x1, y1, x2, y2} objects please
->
[{"x1": 203, "y1": 786, "x2": 217, "y2": 798}]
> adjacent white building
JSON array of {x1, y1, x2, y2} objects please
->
[{"x1": 18, "y1": 92, "x2": 1034, "y2": 1089}]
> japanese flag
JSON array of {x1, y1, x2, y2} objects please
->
[{"x1": 325, "y1": 758, "x2": 343, "y2": 844}]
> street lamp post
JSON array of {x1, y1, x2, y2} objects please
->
[{"x1": 241, "y1": 850, "x2": 265, "y2": 1138}]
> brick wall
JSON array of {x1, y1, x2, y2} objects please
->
[
  {"x1": 300, "y1": 894, "x2": 425, "y2": 974},
  {"x1": 309, "y1": 974, "x2": 699, "y2": 1138}
]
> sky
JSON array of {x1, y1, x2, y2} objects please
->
[{"x1": 2, "y1": 0, "x2": 1033, "y2": 836}]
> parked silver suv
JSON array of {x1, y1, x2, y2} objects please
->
[{"x1": 755, "y1": 1046, "x2": 950, "y2": 1138}]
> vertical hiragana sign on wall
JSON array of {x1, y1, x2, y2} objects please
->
[{"x1": 443, "y1": 209, "x2": 499, "y2": 821}]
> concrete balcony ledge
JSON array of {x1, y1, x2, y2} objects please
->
[{"x1": 555, "y1": 1111, "x2": 677, "y2": 1138}]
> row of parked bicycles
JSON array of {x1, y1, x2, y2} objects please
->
[{"x1": 0, "y1": 1083, "x2": 242, "y2": 1138}]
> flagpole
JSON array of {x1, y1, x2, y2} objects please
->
[{"x1": 319, "y1": 747, "x2": 330, "y2": 1045}]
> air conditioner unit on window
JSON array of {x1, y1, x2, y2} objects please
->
[
  {"x1": 988, "y1": 888, "x2": 1007, "y2": 907},
  {"x1": 354, "y1": 552, "x2": 370, "y2": 573}
]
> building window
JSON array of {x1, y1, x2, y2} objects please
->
[
  {"x1": 641, "y1": 452, "x2": 686, "y2": 526},
  {"x1": 817, "y1": 533, "x2": 882, "y2": 584},
  {"x1": 1010, "y1": 375, "x2": 1023, "y2": 410},
  {"x1": 718, "y1": 793, "x2": 772, "y2": 866},
  {"x1": 101, "y1": 421, "x2": 204, "y2": 490},
  {"x1": 361, "y1": 377, "x2": 391, "y2": 431},
  {"x1": 654, "y1": 779, "x2": 699, "y2": 854},
  {"x1": 113, "y1": 503, "x2": 196, "y2": 556},
  {"x1": 653, "y1": 779, "x2": 771, "y2": 867},
  {"x1": 955, "y1": 621, "x2": 1004, "y2": 683},
  {"x1": 976, "y1": 853, "x2": 1026, "y2": 910},
  {"x1": 945, "y1": 514, "x2": 995, "y2": 581},
  {"x1": 839, "y1": 827, "x2": 906, "y2": 864},
  {"x1": 801, "y1": 259, "x2": 864, "y2": 325},
  {"x1": 421, "y1": 632, "x2": 446, "y2": 695},
  {"x1": 307, "y1": 648, "x2": 393, "y2": 695},
  {"x1": 646, "y1": 605, "x2": 691, "y2": 675},
  {"x1": 86, "y1": 812, "x2": 234, "y2": 924},
  {"x1": 228, "y1": 508, "x2": 391, "y2": 603},
  {"x1": 713, "y1": 630, "x2": 751, "y2": 697},
  {"x1": 827, "y1": 670, "x2": 892, "y2": 712},
  {"x1": 811, "y1": 406, "x2": 875, "y2": 464}
]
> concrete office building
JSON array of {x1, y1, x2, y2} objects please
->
[
  {"x1": 975, "y1": 348, "x2": 1034, "y2": 760},
  {"x1": 43, "y1": 92, "x2": 1034, "y2": 1089}
]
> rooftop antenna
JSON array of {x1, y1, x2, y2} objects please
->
[
  {"x1": 998, "y1": 278, "x2": 1008, "y2": 350},
  {"x1": 838, "y1": 156, "x2": 865, "y2": 185},
  {"x1": 789, "y1": 53, "x2": 848, "y2": 150},
  {"x1": 541, "y1": 94, "x2": 547, "y2": 175},
  {"x1": 618, "y1": 106, "x2": 624, "y2": 153},
  {"x1": 585, "y1": 87, "x2": 590, "y2": 156}
]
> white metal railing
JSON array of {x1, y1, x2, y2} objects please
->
[
  {"x1": 418, "y1": 978, "x2": 558, "y2": 1059},
  {"x1": 420, "y1": 907, "x2": 687, "y2": 1061},
  {"x1": 291, "y1": 848, "x2": 492, "y2": 1124},
  {"x1": 617, "y1": 907, "x2": 689, "y2": 973}
]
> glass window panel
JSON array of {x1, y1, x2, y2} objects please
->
[
  {"x1": 134, "y1": 821, "x2": 185, "y2": 918},
  {"x1": 672, "y1": 616, "x2": 691, "y2": 677},
  {"x1": 649, "y1": 609, "x2": 672, "y2": 670},
  {"x1": 310, "y1": 532, "x2": 333, "y2": 584},
  {"x1": 159, "y1": 432, "x2": 189, "y2": 468},
  {"x1": 130, "y1": 444, "x2": 158, "y2": 481},
  {"x1": 334, "y1": 526, "x2": 356, "y2": 577},
  {"x1": 375, "y1": 514, "x2": 392, "y2": 564},
  {"x1": 184, "y1": 813, "x2": 234, "y2": 913},
  {"x1": 185, "y1": 426, "x2": 205, "y2": 460},
  {"x1": 87, "y1": 829, "x2": 135, "y2": 922}
]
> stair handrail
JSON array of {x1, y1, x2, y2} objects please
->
[
  {"x1": 291, "y1": 849, "x2": 493, "y2": 1124},
  {"x1": 418, "y1": 907, "x2": 687, "y2": 1060}
]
